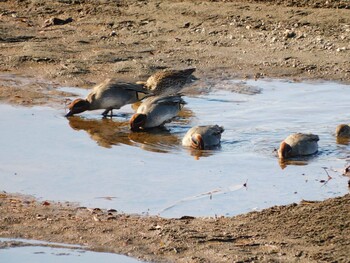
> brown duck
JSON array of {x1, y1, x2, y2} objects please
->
[
  {"x1": 129, "y1": 95, "x2": 185, "y2": 131},
  {"x1": 278, "y1": 133, "x2": 319, "y2": 159},
  {"x1": 182, "y1": 125, "x2": 224, "y2": 150},
  {"x1": 138, "y1": 68, "x2": 196, "y2": 96},
  {"x1": 65, "y1": 79, "x2": 150, "y2": 117}
]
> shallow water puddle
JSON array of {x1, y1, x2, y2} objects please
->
[
  {"x1": 0, "y1": 79, "x2": 349, "y2": 217},
  {"x1": 0, "y1": 238, "x2": 143, "y2": 263}
]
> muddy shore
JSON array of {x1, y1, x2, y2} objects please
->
[
  {"x1": 0, "y1": 0, "x2": 350, "y2": 262},
  {"x1": 1, "y1": 0, "x2": 350, "y2": 106},
  {"x1": 1, "y1": 192, "x2": 349, "y2": 262}
]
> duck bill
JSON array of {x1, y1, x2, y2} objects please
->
[{"x1": 65, "y1": 110, "x2": 74, "y2": 117}]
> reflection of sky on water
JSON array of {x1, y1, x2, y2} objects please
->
[
  {"x1": 0, "y1": 238, "x2": 142, "y2": 263},
  {"x1": 0, "y1": 79, "x2": 349, "y2": 218}
]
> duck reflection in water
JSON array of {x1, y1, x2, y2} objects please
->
[
  {"x1": 186, "y1": 147, "x2": 220, "y2": 160},
  {"x1": 278, "y1": 158, "x2": 309, "y2": 170},
  {"x1": 68, "y1": 116, "x2": 132, "y2": 148},
  {"x1": 336, "y1": 136, "x2": 350, "y2": 145},
  {"x1": 67, "y1": 116, "x2": 181, "y2": 153},
  {"x1": 128, "y1": 127, "x2": 181, "y2": 153}
]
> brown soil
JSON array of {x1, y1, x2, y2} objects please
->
[
  {"x1": 1, "y1": 0, "x2": 350, "y2": 105},
  {"x1": 0, "y1": 0, "x2": 350, "y2": 262},
  {"x1": 1, "y1": 192, "x2": 349, "y2": 262}
]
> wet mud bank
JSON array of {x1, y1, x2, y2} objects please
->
[
  {"x1": 1, "y1": 192, "x2": 349, "y2": 262},
  {"x1": 1, "y1": 0, "x2": 350, "y2": 94}
]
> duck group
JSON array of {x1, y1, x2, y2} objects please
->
[
  {"x1": 65, "y1": 68, "x2": 348, "y2": 159},
  {"x1": 66, "y1": 68, "x2": 223, "y2": 151}
]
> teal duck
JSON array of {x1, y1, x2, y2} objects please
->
[
  {"x1": 182, "y1": 125, "x2": 224, "y2": 150},
  {"x1": 66, "y1": 79, "x2": 150, "y2": 117},
  {"x1": 129, "y1": 95, "x2": 185, "y2": 131},
  {"x1": 278, "y1": 133, "x2": 319, "y2": 159}
]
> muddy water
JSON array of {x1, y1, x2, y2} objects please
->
[
  {"x1": 0, "y1": 79, "x2": 349, "y2": 217},
  {"x1": 0, "y1": 238, "x2": 143, "y2": 263}
]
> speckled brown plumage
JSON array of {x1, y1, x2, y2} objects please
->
[{"x1": 141, "y1": 68, "x2": 196, "y2": 96}]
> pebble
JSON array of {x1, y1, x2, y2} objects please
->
[
  {"x1": 284, "y1": 30, "x2": 296, "y2": 39},
  {"x1": 43, "y1": 17, "x2": 73, "y2": 27}
]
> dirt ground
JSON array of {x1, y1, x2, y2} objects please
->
[
  {"x1": 1, "y1": 192, "x2": 349, "y2": 262},
  {"x1": 0, "y1": 0, "x2": 350, "y2": 262}
]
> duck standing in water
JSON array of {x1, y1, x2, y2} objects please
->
[
  {"x1": 335, "y1": 124, "x2": 350, "y2": 138},
  {"x1": 65, "y1": 79, "x2": 151, "y2": 117},
  {"x1": 278, "y1": 133, "x2": 319, "y2": 159},
  {"x1": 129, "y1": 95, "x2": 186, "y2": 131},
  {"x1": 138, "y1": 68, "x2": 196, "y2": 96},
  {"x1": 182, "y1": 125, "x2": 224, "y2": 150}
]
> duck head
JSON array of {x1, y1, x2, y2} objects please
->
[
  {"x1": 278, "y1": 141, "x2": 292, "y2": 159},
  {"x1": 335, "y1": 124, "x2": 350, "y2": 138},
  {"x1": 191, "y1": 134, "x2": 204, "y2": 150},
  {"x1": 65, "y1": 98, "x2": 90, "y2": 117},
  {"x1": 129, "y1": 113, "x2": 147, "y2": 131}
]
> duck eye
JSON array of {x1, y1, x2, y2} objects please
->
[
  {"x1": 191, "y1": 137, "x2": 199, "y2": 146},
  {"x1": 75, "y1": 100, "x2": 87, "y2": 107}
]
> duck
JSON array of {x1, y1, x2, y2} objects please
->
[
  {"x1": 129, "y1": 95, "x2": 185, "y2": 131},
  {"x1": 137, "y1": 68, "x2": 196, "y2": 96},
  {"x1": 278, "y1": 133, "x2": 319, "y2": 159},
  {"x1": 182, "y1": 125, "x2": 224, "y2": 150},
  {"x1": 335, "y1": 124, "x2": 350, "y2": 138},
  {"x1": 65, "y1": 79, "x2": 151, "y2": 117}
]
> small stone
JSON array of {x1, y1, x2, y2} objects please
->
[
  {"x1": 284, "y1": 30, "x2": 296, "y2": 39},
  {"x1": 36, "y1": 214, "x2": 46, "y2": 220},
  {"x1": 43, "y1": 17, "x2": 73, "y2": 27},
  {"x1": 42, "y1": 201, "x2": 50, "y2": 206}
]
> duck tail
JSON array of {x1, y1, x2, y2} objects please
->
[{"x1": 182, "y1": 68, "x2": 196, "y2": 75}]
